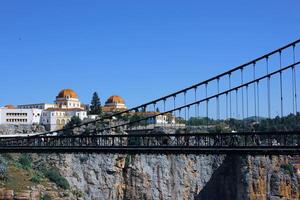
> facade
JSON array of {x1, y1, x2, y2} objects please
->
[
  {"x1": 0, "y1": 89, "x2": 87, "y2": 131},
  {"x1": 134, "y1": 112, "x2": 176, "y2": 125},
  {"x1": 41, "y1": 89, "x2": 87, "y2": 131},
  {"x1": 41, "y1": 108, "x2": 87, "y2": 131},
  {"x1": 102, "y1": 95, "x2": 127, "y2": 112},
  {"x1": 0, "y1": 106, "x2": 43, "y2": 125}
]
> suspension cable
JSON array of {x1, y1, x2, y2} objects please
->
[
  {"x1": 246, "y1": 85, "x2": 249, "y2": 119},
  {"x1": 184, "y1": 91, "x2": 187, "y2": 122},
  {"x1": 217, "y1": 78, "x2": 220, "y2": 120},
  {"x1": 206, "y1": 83, "x2": 208, "y2": 129},
  {"x1": 229, "y1": 73, "x2": 232, "y2": 119},
  {"x1": 279, "y1": 51, "x2": 283, "y2": 117},
  {"x1": 236, "y1": 89, "x2": 238, "y2": 119},
  {"x1": 226, "y1": 93, "x2": 228, "y2": 119},
  {"x1": 293, "y1": 44, "x2": 298, "y2": 113},
  {"x1": 253, "y1": 62, "x2": 257, "y2": 121},
  {"x1": 163, "y1": 99, "x2": 166, "y2": 127},
  {"x1": 257, "y1": 80, "x2": 260, "y2": 121},
  {"x1": 266, "y1": 57, "x2": 271, "y2": 118},
  {"x1": 187, "y1": 106, "x2": 190, "y2": 129},
  {"x1": 241, "y1": 69, "x2": 244, "y2": 120},
  {"x1": 173, "y1": 95, "x2": 176, "y2": 127},
  {"x1": 194, "y1": 87, "x2": 197, "y2": 119}
]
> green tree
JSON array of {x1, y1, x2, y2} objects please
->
[
  {"x1": 89, "y1": 92, "x2": 102, "y2": 115},
  {"x1": 64, "y1": 116, "x2": 82, "y2": 129}
]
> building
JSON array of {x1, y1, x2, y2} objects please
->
[
  {"x1": 0, "y1": 88, "x2": 87, "y2": 131},
  {"x1": 0, "y1": 105, "x2": 42, "y2": 125},
  {"x1": 41, "y1": 89, "x2": 87, "y2": 131},
  {"x1": 41, "y1": 108, "x2": 87, "y2": 131},
  {"x1": 102, "y1": 95, "x2": 127, "y2": 112},
  {"x1": 134, "y1": 112, "x2": 175, "y2": 125}
]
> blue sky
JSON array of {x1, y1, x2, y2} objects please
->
[{"x1": 0, "y1": 1, "x2": 299, "y2": 109}]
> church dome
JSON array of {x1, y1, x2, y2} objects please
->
[
  {"x1": 56, "y1": 89, "x2": 78, "y2": 99},
  {"x1": 4, "y1": 105, "x2": 15, "y2": 109},
  {"x1": 106, "y1": 95, "x2": 125, "y2": 104}
]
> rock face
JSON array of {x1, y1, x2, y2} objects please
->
[
  {"x1": 0, "y1": 124, "x2": 45, "y2": 135},
  {"x1": 195, "y1": 156, "x2": 300, "y2": 200},
  {"x1": 35, "y1": 154, "x2": 299, "y2": 200},
  {"x1": 42, "y1": 154, "x2": 224, "y2": 200}
]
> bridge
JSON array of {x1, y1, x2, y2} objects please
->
[{"x1": 1, "y1": 39, "x2": 300, "y2": 154}]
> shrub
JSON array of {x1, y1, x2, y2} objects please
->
[
  {"x1": 18, "y1": 154, "x2": 32, "y2": 170},
  {"x1": 124, "y1": 155, "x2": 131, "y2": 168},
  {"x1": 31, "y1": 172, "x2": 44, "y2": 184},
  {"x1": 281, "y1": 163, "x2": 294, "y2": 175},
  {"x1": 79, "y1": 155, "x2": 89, "y2": 164},
  {"x1": 0, "y1": 155, "x2": 8, "y2": 181},
  {"x1": 45, "y1": 168, "x2": 70, "y2": 189},
  {"x1": 40, "y1": 194, "x2": 52, "y2": 200},
  {"x1": 72, "y1": 189, "x2": 83, "y2": 198}
]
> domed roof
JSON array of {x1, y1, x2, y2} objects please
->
[
  {"x1": 56, "y1": 89, "x2": 78, "y2": 99},
  {"x1": 106, "y1": 95, "x2": 125, "y2": 104},
  {"x1": 4, "y1": 105, "x2": 15, "y2": 109}
]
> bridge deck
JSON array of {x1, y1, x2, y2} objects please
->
[
  {"x1": 0, "y1": 131, "x2": 299, "y2": 154},
  {"x1": 0, "y1": 146, "x2": 299, "y2": 154}
]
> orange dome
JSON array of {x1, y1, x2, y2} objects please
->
[
  {"x1": 4, "y1": 105, "x2": 15, "y2": 109},
  {"x1": 106, "y1": 95, "x2": 125, "y2": 104},
  {"x1": 56, "y1": 89, "x2": 78, "y2": 99}
]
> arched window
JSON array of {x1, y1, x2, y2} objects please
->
[{"x1": 56, "y1": 119, "x2": 60, "y2": 125}]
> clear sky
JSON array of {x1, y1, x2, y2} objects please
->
[{"x1": 0, "y1": 1, "x2": 299, "y2": 108}]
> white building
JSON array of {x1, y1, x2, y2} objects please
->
[
  {"x1": 0, "y1": 105, "x2": 42, "y2": 125},
  {"x1": 40, "y1": 89, "x2": 87, "y2": 131},
  {"x1": 0, "y1": 89, "x2": 87, "y2": 131},
  {"x1": 41, "y1": 108, "x2": 87, "y2": 131},
  {"x1": 135, "y1": 112, "x2": 176, "y2": 125}
]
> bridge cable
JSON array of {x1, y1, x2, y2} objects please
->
[
  {"x1": 184, "y1": 91, "x2": 187, "y2": 124},
  {"x1": 173, "y1": 95, "x2": 176, "y2": 128},
  {"x1": 164, "y1": 99, "x2": 168, "y2": 126},
  {"x1": 229, "y1": 73, "x2": 232, "y2": 119},
  {"x1": 253, "y1": 62, "x2": 257, "y2": 122},
  {"x1": 217, "y1": 78, "x2": 220, "y2": 120},
  {"x1": 179, "y1": 108, "x2": 181, "y2": 130},
  {"x1": 246, "y1": 85, "x2": 249, "y2": 119},
  {"x1": 226, "y1": 93, "x2": 228, "y2": 119},
  {"x1": 292, "y1": 44, "x2": 298, "y2": 114},
  {"x1": 241, "y1": 69, "x2": 244, "y2": 126},
  {"x1": 266, "y1": 57, "x2": 271, "y2": 119},
  {"x1": 187, "y1": 106, "x2": 190, "y2": 130},
  {"x1": 257, "y1": 80, "x2": 260, "y2": 122},
  {"x1": 236, "y1": 89, "x2": 238, "y2": 119},
  {"x1": 279, "y1": 51, "x2": 283, "y2": 117},
  {"x1": 206, "y1": 83, "x2": 209, "y2": 130},
  {"x1": 194, "y1": 87, "x2": 197, "y2": 120},
  {"x1": 163, "y1": 100, "x2": 166, "y2": 127}
]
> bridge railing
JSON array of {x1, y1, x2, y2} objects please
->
[{"x1": 1, "y1": 131, "x2": 300, "y2": 149}]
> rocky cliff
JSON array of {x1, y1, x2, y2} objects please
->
[
  {"x1": 41, "y1": 154, "x2": 224, "y2": 200},
  {"x1": 34, "y1": 154, "x2": 299, "y2": 200},
  {"x1": 0, "y1": 153, "x2": 299, "y2": 200}
]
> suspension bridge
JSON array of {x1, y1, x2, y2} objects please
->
[{"x1": 1, "y1": 39, "x2": 300, "y2": 154}]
